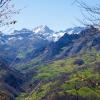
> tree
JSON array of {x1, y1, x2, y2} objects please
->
[
  {"x1": 74, "y1": 0, "x2": 100, "y2": 26},
  {"x1": 0, "y1": 0, "x2": 19, "y2": 31}
]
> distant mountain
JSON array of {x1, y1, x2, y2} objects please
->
[
  {"x1": 0, "y1": 28, "x2": 49, "y2": 64},
  {"x1": 33, "y1": 25, "x2": 85, "y2": 41},
  {"x1": 32, "y1": 25, "x2": 66, "y2": 41},
  {"x1": 0, "y1": 25, "x2": 100, "y2": 100},
  {"x1": 65, "y1": 26, "x2": 85, "y2": 34},
  {"x1": 33, "y1": 25, "x2": 54, "y2": 34},
  {"x1": 0, "y1": 25, "x2": 85, "y2": 44},
  {"x1": 42, "y1": 26, "x2": 100, "y2": 60},
  {"x1": 44, "y1": 33, "x2": 80, "y2": 59},
  {"x1": 0, "y1": 25, "x2": 88, "y2": 67}
]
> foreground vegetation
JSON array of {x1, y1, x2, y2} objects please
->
[{"x1": 16, "y1": 49, "x2": 100, "y2": 100}]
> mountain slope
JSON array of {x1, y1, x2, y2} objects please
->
[
  {"x1": 0, "y1": 59, "x2": 26, "y2": 100},
  {"x1": 14, "y1": 26, "x2": 100, "y2": 100},
  {"x1": 0, "y1": 26, "x2": 85, "y2": 66},
  {"x1": 0, "y1": 25, "x2": 100, "y2": 100},
  {"x1": 13, "y1": 26, "x2": 100, "y2": 72},
  {"x1": 42, "y1": 26, "x2": 100, "y2": 60},
  {"x1": 16, "y1": 49, "x2": 100, "y2": 100}
]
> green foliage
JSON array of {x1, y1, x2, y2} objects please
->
[
  {"x1": 16, "y1": 93, "x2": 27, "y2": 100},
  {"x1": 78, "y1": 87, "x2": 100, "y2": 97},
  {"x1": 17, "y1": 48, "x2": 34, "y2": 59},
  {"x1": 16, "y1": 49, "x2": 100, "y2": 100},
  {"x1": 34, "y1": 58, "x2": 75, "y2": 80}
]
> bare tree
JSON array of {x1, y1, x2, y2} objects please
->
[
  {"x1": 74, "y1": 0, "x2": 100, "y2": 27},
  {"x1": 0, "y1": 0, "x2": 19, "y2": 31}
]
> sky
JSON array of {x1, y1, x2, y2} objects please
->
[{"x1": 9, "y1": 0, "x2": 97, "y2": 32}]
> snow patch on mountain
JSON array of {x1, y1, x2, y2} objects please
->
[
  {"x1": 65, "y1": 27, "x2": 85, "y2": 34},
  {"x1": 33, "y1": 25, "x2": 54, "y2": 33},
  {"x1": 0, "y1": 25, "x2": 85, "y2": 44},
  {"x1": 33, "y1": 25, "x2": 66, "y2": 41}
]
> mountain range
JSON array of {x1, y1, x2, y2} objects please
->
[
  {"x1": 0, "y1": 25, "x2": 85, "y2": 63},
  {"x1": 0, "y1": 25, "x2": 100, "y2": 100}
]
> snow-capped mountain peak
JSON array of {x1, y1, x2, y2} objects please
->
[
  {"x1": 33, "y1": 25, "x2": 54, "y2": 34},
  {"x1": 65, "y1": 27, "x2": 85, "y2": 34},
  {"x1": 0, "y1": 25, "x2": 86, "y2": 45},
  {"x1": 13, "y1": 28, "x2": 33, "y2": 35}
]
